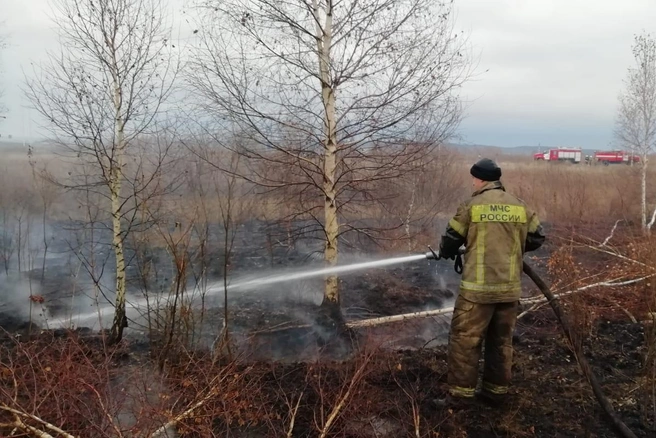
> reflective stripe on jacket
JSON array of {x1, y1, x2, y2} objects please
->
[{"x1": 440, "y1": 181, "x2": 544, "y2": 303}]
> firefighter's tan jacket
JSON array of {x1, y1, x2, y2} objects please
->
[{"x1": 440, "y1": 181, "x2": 544, "y2": 303}]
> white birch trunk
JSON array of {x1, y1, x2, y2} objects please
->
[
  {"x1": 642, "y1": 153, "x2": 648, "y2": 233},
  {"x1": 109, "y1": 75, "x2": 128, "y2": 343},
  {"x1": 314, "y1": 1, "x2": 340, "y2": 308}
]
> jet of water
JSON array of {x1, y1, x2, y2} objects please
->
[
  {"x1": 50, "y1": 253, "x2": 428, "y2": 328},
  {"x1": 206, "y1": 254, "x2": 426, "y2": 293}
]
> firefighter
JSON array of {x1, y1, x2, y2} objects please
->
[{"x1": 436, "y1": 158, "x2": 545, "y2": 407}]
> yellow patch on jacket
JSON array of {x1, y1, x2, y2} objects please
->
[{"x1": 471, "y1": 204, "x2": 527, "y2": 224}]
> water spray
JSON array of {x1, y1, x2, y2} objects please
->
[
  {"x1": 51, "y1": 251, "x2": 440, "y2": 329},
  {"x1": 206, "y1": 253, "x2": 430, "y2": 293}
]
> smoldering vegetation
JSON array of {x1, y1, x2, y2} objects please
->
[{"x1": 0, "y1": 145, "x2": 464, "y2": 351}]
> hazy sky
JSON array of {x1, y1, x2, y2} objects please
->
[{"x1": 1, "y1": 0, "x2": 655, "y2": 148}]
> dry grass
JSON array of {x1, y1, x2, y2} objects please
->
[
  {"x1": 417, "y1": 153, "x2": 653, "y2": 227},
  {"x1": 1, "y1": 143, "x2": 651, "y2": 231},
  {"x1": 503, "y1": 161, "x2": 645, "y2": 224}
]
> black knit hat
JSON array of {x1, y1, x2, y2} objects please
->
[{"x1": 470, "y1": 158, "x2": 502, "y2": 182}]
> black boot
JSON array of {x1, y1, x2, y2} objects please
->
[
  {"x1": 477, "y1": 390, "x2": 507, "y2": 406},
  {"x1": 433, "y1": 394, "x2": 477, "y2": 409}
]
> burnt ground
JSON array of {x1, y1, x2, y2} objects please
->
[
  {"x1": 163, "y1": 317, "x2": 651, "y2": 438},
  {"x1": 0, "y1": 220, "x2": 652, "y2": 436},
  {"x1": 1, "y1": 315, "x2": 650, "y2": 437}
]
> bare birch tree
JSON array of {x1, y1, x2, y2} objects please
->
[
  {"x1": 26, "y1": 0, "x2": 177, "y2": 343},
  {"x1": 189, "y1": 0, "x2": 470, "y2": 314},
  {"x1": 616, "y1": 32, "x2": 656, "y2": 232}
]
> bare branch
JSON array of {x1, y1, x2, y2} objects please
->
[
  {"x1": 318, "y1": 354, "x2": 372, "y2": 438},
  {"x1": 189, "y1": 0, "x2": 471, "y2": 307},
  {"x1": 0, "y1": 404, "x2": 76, "y2": 438},
  {"x1": 615, "y1": 32, "x2": 656, "y2": 231},
  {"x1": 286, "y1": 390, "x2": 304, "y2": 438},
  {"x1": 599, "y1": 219, "x2": 623, "y2": 247},
  {"x1": 25, "y1": 0, "x2": 179, "y2": 343}
]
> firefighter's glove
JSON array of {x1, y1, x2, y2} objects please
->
[
  {"x1": 454, "y1": 254, "x2": 463, "y2": 274},
  {"x1": 438, "y1": 246, "x2": 455, "y2": 260}
]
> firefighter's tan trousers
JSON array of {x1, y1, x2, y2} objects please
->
[{"x1": 447, "y1": 295, "x2": 518, "y2": 398}]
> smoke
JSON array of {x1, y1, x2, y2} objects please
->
[
  {"x1": 0, "y1": 273, "x2": 49, "y2": 329},
  {"x1": 0, "y1": 207, "x2": 453, "y2": 364},
  {"x1": 438, "y1": 274, "x2": 447, "y2": 291},
  {"x1": 49, "y1": 295, "x2": 112, "y2": 330}
]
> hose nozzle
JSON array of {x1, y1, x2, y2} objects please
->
[{"x1": 425, "y1": 245, "x2": 440, "y2": 260}]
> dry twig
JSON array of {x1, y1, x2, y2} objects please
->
[{"x1": 0, "y1": 404, "x2": 76, "y2": 438}]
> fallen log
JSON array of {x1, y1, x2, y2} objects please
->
[
  {"x1": 345, "y1": 273, "x2": 653, "y2": 329},
  {"x1": 346, "y1": 307, "x2": 453, "y2": 329},
  {"x1": 520, "y1": 274, "x2": 655, "y2": 305}
]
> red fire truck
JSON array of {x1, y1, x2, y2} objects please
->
[
  {"x1": 533, "y1": 147, "x2": 582, "y2": 163},
  {"x1": 591, "y1": 150, "x2": 640, "y2": 165}
]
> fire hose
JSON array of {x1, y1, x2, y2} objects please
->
[{"x1": 425, "y1": 247, "x2": 637, "y2": 438}]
